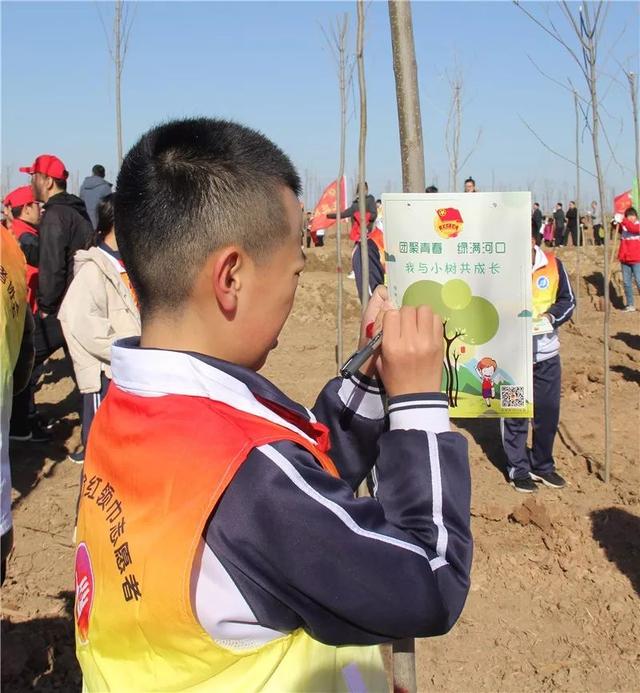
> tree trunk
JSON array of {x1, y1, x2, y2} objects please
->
[
  {"x1": 388, "y1": 0, "x2": 425, "y2": 195},
  {"x1": 115, "y1": 0, "x2": 123, "y2": 168},
  {"x1": 387, "y1": 3, "x2": 425, "y2": 687},
  {"x1": 630, "y1": 72, "x2": 640, "y2": 195},
  {"x1": 335, "y1": 15, "x2": 349, "y2": 371},
  {"x1": 574, "y1": 90, "x2": 581, "y2": 322},
  {"x1": 583, "y1": 5, "x2": 610, "y2": 482},
  {"x1": 356, "y1": 0, "x2": 369, "y2": 311}
]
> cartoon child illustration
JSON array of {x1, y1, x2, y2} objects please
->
[{"x1": 476, "y1": 357, "x2": 497, "y2": 407}]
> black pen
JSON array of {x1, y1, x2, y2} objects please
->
[{"x1": 340, "y1": 331, "x2": 383, "y2": 379}]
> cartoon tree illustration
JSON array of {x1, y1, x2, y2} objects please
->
[{"x1": 403, "y1": 279, "x2": 499, "y2": 406}]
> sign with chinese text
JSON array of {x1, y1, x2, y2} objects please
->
[{"x1": 383, "y1": 192, "x2": 534, "y2": 418}]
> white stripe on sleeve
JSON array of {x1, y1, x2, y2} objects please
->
[{"x1": 258, "y1": 444, "x2": 445, "y2": 571}]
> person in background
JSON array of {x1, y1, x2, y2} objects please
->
[
  {"x1": 426, "y1": 185, "x2": 439, "y2": 193},
  {"x1": 59, "y1": 194, "x2": 140, "y2": 463},
  {"x1": 589, "y1": 200, "x2": 603, "y2": 246},
  {"x1": 1, "y1": 224, "x2": 35, "y2": 583},
  {"x1": 3, "y1": 186, "x2": 41, "y2": 313},
  {"x1": 375, "y1": 198, "x2": 384, "y2": 231},
  {"x1": 4, "y1": 187, "x2": 46, "y2": 443},
  {"x1": 501, "y1": 225, "x2": 575, "y2": 493},
  {"x1": 464, "y1": 177, "x2": 476, "y2": 192},
  {"x1": 615, "y1": 206, "x2": 640, "y2": 312},
  {"x1": 326, "y1": 182, "x2": 377, "y2": 242},
  {"x1": 532, "y1": 202, "x2": 543, "y2": 244},
  {"x1": 553, "y1": 202, "x2": 566, "y2": 247},
  {"x1": 565, "y1": 201, "x2": 578, "y2": 246},
  {"x1": 10, "y1": 155, "x2": 94, "y2": 441},
  {"x1": 326, "y1": 182, "x2": 377, "y2": 280},
  {"x1": 542, "y1": 216, "x2": 555, "y2": 248},
  {"x1": 80, "y1": 165, "x2": 113, "y2": 229}
]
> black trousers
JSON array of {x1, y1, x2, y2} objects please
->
[
  {"x1": 10, "y1": 313, "x2": 67, "y2": 431},
  {"x1": 502, "y1": 355, "x2": 561, "y2": 480},
  {"x1": 81, "y1": 374, "x2": 111, "y2": 449}
]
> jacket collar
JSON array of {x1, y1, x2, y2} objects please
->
[
  {"x1": 11, "y1": 218, "x2": 38, "y2": 237},
  {"x1": 532, "y1": 245, "x2": 548, "y2": 274},
  {"x1": 110, "y1": 339, "x2": 318, "y2": 444}
]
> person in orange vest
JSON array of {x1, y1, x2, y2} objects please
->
[
  {"x1": 1, "y1": 224, "x2": 35, "y2": 583},
  {"x1": 4, "y1": 186, "x2": 50, "y2": 444},
  {"x1": 74, "y1": 118, "x2": 472, "y2": 692},
  {"x1": 501, "y1": 226, "x2": 575, "y2": 493}
]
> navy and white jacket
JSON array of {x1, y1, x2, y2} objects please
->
[
  {"x1": 111, "y1": 341, "x2": 472, "y2": 650},
  {"x1": 532, "y1": 246, "x2": 575, "y2": 363}
]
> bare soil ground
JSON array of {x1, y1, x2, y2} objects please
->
[{"x1": 2, "y1": 239, "x2": 639, "y2": 691}]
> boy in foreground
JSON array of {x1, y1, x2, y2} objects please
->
[{"x1": 74, "y1": 118, "x2": 472, "y2": 692}]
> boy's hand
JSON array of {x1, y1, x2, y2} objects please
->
[
  {"x1": 357, "y1": 286, "x2": 394, "y2": 378},
  {"x1": 358, "y1": 285, "x2": 393, "y2": 349},
  {"x1": 378, "y1": 306, "x2": 444, "y2": 397}
]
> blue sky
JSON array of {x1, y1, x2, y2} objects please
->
[{"x1": 1, "y1": 1, "x2": 638, "y2": 211}]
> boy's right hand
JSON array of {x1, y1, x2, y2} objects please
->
[{"x1": 378, "y1": 306, "x2": 444, "y2": 398}]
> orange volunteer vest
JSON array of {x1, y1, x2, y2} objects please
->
[
  {"x1": 532, "y1": 251, "x2": 559, "y2": 317},
  {"x1": 75, "y1": 384, "x2": 385, "y2": 692}
]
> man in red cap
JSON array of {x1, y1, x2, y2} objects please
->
[
  {"x1": 4, "y1": 186, "x2": 48, "y2": 442},
  {"x1": 20, "y1": 154, "x2": 94, "y2": 318},
  {"x1": 10, "y1": 155, "x2": 93, "y2": 441},
  {"x1": 3, "y1": 186, "x2": 41, "y2": 313}
]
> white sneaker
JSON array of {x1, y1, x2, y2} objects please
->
[
  {"x1": 624, "y1": 305, "x2": 636, "y2": 312},
  {"x1": 347, "y1": 271, "x2": 355, "y2": 280}
]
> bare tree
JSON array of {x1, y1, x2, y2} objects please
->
[
  {"x1": 99, "y1": 1, "x2": 135, "y2": 167},
  {"x1": 387, "y1": 3, "x2": 424, "y2": 689},
  {"x1": 574, "y1": 90, "x2": 582, "y2": 322},
  {"x1": 322, "y1": 14, "x2": 353, "y2": 369},
  {"x1": 626, "y1": 70, "x2": 640, "y2": 192},
  {"x1": 515, "y1": 0, "x2": 613, "y2": 481},
  {"x1": 356, "y1": 0, "x2": 369, "y2": 311},
  {"x1": 444, "y1": 69, "x2": 482, "y2": 192}
]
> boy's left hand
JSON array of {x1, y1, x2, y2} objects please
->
[{"x1": 358, "y1": 285, "x2": 394, "y2": 377}]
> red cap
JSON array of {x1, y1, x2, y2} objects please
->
[
  {"x1": 3, "y1": 185, "x2": 36, "y2": 208},
  {"x1": 19, "y1": 154, "x2": 69, "y2": 180}
]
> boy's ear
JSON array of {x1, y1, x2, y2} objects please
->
[{"x1": 211, "y1": 247, "x2": 243, "y2": 314}]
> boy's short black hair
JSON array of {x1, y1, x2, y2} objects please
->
[
  {"x1": 115, "y1": 117, "x2": 301, "y2": 317},
  {"x1": 92, "y1": 164, "x2": 106, "y2": 177},
  {"x1": 624, "y1": 206, "x2": 637, "y2": 217},
  {"x1": 425, "y1": 185, "x2": 438, "y2": 193},
  {"x1": 11, "y1": 205, "x2": 24, "y2": 218}
]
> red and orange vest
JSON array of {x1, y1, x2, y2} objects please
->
[{"x1": 75, "y1": 384, "x2": 385, "y2": 692}]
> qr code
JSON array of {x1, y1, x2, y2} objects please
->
[{"x1": 500, "y1": 385, "x2": 526, "y2": 409}]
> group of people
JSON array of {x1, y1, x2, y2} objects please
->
[
  {"x1": 532, "y1": 199, "x2": 604, "y2": 248},
  {"x1": 531, "y1": 199, "x2": 640, "y2": 310},
  {"x1": 1, "y1": 155, "x2": 139, "y2": 582}
]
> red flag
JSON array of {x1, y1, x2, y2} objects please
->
[
  {"x1": 613, "y1": 190, "x2": 633, "y2": 215},
  {"x1": 310, "y1": 177, "x2": 347, "y2": 233}
]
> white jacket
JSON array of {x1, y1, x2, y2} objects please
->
[{"x1": 59, "y1": 246, "x2": 140, "y2": 393}]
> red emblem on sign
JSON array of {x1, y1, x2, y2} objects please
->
[
  {"x1": 434, "y1": 207, "x2": 464, "y2": 239},
  {"x1": 75, "y1": 542, "x2": 94, "y2": 644}
]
